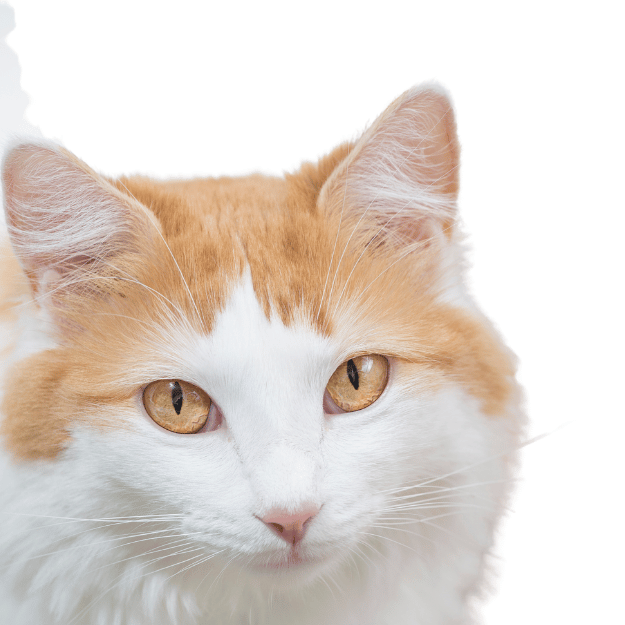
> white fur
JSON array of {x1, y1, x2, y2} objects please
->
[{"x1": 0, "y1": 267, "x2": 521, "y2": 625}]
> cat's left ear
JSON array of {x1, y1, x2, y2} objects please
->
[
  {"x1": 2, "y1": 142, "x2": 160, "y2": 314},
  {"x1": 319, "y1": 85, "x2": 459, "y2": 246}
]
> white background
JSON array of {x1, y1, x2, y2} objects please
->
[{"x1": 1, "y1": 1, "x2": 623, "y2": 622}]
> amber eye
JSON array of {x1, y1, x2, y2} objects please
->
[
  {"x1": 326, "y1": 355, "x2": 389, "y2": 412},
  {"x1": 143, "y1": 380, "x2": 212, "y2": 434}
]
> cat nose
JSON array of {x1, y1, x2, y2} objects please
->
[{"x1": 261, "y1": 506, "x2": 319, "y2": 546}]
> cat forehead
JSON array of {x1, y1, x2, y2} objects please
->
[
  {"x1": 119, "y1": 171, "x2": 342, "y2": 333},
  {"x1": 198, "y1": 270, "x2": 333, "y2": 376},
  {"x1": 119, "y1": 171, "x2": 439, "y2": 343}
]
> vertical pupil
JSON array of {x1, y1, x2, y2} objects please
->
[
  {"x1": 171, "y1": 381, "x2": 183, "y2": 415},
  {"x1": 346, "y1": 359, "x2": 359, "y2": 390}
]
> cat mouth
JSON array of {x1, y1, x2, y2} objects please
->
[{"x1": 250, "y1": 549, "x2": 319, "y2": 572}]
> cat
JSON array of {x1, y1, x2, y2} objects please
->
[{"x1": 0, "y1": 84, "x2": 525, "y2": 625}]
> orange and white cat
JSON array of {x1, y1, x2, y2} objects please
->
[{"x1": 0, "y1": 85, "x2": 524, "y2": 625}]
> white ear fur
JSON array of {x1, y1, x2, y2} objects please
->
[
  {"x1": 320, "y1": 85, "x2": 460, "y2": 246},
  {"x1": 2, "y1": 142, "x2": 159, "y2": 299}
]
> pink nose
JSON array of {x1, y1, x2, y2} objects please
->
[{"x1": 261, "y1": 507, "x2": 319, "y2": 545}]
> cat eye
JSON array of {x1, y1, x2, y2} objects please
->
[
  {"x1": 326, "y1": 355, "x2": 389, "y2": 412},
  {"x1": 143, "y1": 380, "x2": 215, "y2": 434}
]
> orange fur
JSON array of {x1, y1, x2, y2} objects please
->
[{"x1": 0, "y1": 240, "x2": 28, "y2": 324}]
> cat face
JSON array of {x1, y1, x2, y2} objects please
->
[
  {"x1": 0, "y1": 85, "x2": 522, "y2": 618},
  {"x1": 14, "y1": 267, "x2": 504, "y2": 591}
]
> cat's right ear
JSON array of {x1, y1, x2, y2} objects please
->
[{"x1": 2, "y1": 143, "x2": 160, "y2": 315}]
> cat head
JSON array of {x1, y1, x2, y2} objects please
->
[{"x1": 1, "y1": 85, "x2": 517, "y2": 590}]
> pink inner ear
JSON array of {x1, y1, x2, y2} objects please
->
[
  {"x1": 3, "y1": 144, "x2": 121, "y2": 272},
  {"x1": 358, "y1": 90, "x2": 459, "y2": 197},
  {"x1": 2, "y1": 143, "x2": 158, "y2": 293},
  {"x1": 1, "y1": 143, "x2": 167, "y2": 339},
  {"x1": 320, "y1": 86, "x2": 459, "y2": 246}
]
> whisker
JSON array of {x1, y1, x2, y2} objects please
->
[
  {"x1": 330, "y1": 165, "x2": 458, "y2": 318},
  {"x1": 385, "y1": 481, "x2": 516, "y2": 508},
  {"x1": 1, "y1": 530, "x2": 200, "y2": 568},
  {"x1": 66, "y1": 544, "x2": 210, "y2": 625},
  {"x1": 164, "y1": 548, "x2": 226, "y2": 583},
  {"x1": 384, "y1": 478, "x2": 514, "y2": 501},
  {"x1": 205, "y1": 551, "x2": 238, "y2": 594},
  {"x1": 378, "y1": 499, "x2": 495, "y2": 519},
  {"x1": 377, "y1": 433, "x2": 546, "y2": 501},
  {"x1": 356, "y1": 530, "x2": 420, "y2": 554},
  {"x1": 22, "y1": 267, "x2": 190, "y2": 327},
  {"x1": 316, "y1": 160, "x2": 349, "y2": 322},
  {"x1": 412, "y1": 432, "x2": 548, "y2": 491},
  {"x1": 323, "y1": 105, "x2": 452, "y2": 326},
  {"x1": 351, "y1": 538, "x2": 387, "y2": 568},
  {"x1": 115, "y1": 179, "x2": 204, "y2": 329},
  {"x1": 91, "y1": 539, "x2": 200, "y2": 573},
  {"x1": 4, "y1": 512, "x2": 184, "y2": 524}
]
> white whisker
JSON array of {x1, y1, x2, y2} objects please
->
[{"x1": 316, "y1": 160, "x2": 349, "y2": 322}]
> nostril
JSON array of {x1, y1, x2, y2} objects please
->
[
  {"x1": 260, "y1": 506, "x2": 320, "y2": 546},
  {"x1": 267, "y1": 521, "x2": 286, "y2": 535}
]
